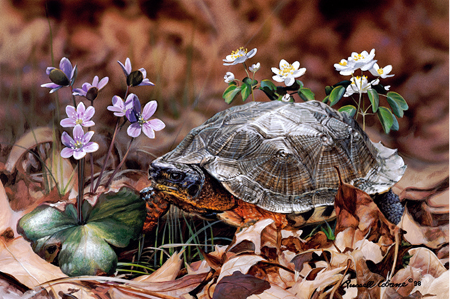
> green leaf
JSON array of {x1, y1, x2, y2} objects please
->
[
  {"x1": 377, "y1": 106, "x2": 394, "y2": 134},
  {"x1": 223, "y1": 85, "x2": 242, "y2": 104},
  {"x1": 243, "y1": 77, "x2": 258, "y2": 86},
  {"x1": 241, "y1": 82, "x2": 252, "y2": 101},
  {"x1": 320, "y1": 222, "x2": 335, "y2": 241},
  {"x1": 386, "y1": 91, "x2": 408, "y2": 118},
  {"x1": 338, "y1": 105, "x2": 357, "y2": 118},
  {"x1": 18, "y1": 187, "x2": 146, "y2": 276},
  {"x1": 325, "y1": 86, "x2": 333, "y2": 95},
  {"x1": 367, "y1": 89, "x2": 379, "y2": 113},
  {"x1": 387, "y1": 92, "x2": 408, "y2": 110},
  {"x1": 298, "y1": 88, "x2": 315, "y2": 101},
  {"x1": 322, "y1": 95, "x2": 330, "y2": 104},
  {"x1": 391, "y1": 114, "x2": 399, "y2": 131},
  {"x1": 259, "y1": 80, "x2": 277, "y2": 101},
  {"x1": 329, "y1": 86, "x2": 346, "y2": 106},
  {"x1": 325, "y1": 80, "x2": 351, "y2": 95},
  {"x1": 295, "y1": 80, "x2": 304, "y2": 89}
]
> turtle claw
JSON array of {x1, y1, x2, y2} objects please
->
[{"x1": 140, "y1": 186, "x2": 155, "y2": 202}]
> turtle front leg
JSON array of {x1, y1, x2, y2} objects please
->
[{"x1": 141, "y1": 187, "x2": 170, "y2": 233}]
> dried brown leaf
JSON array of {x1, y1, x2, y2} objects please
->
[
  {"x1": 230, "y1": 219, "x2": 274, "y2": 255},
  {"x1": 352, "y1": 250, "x2": 385, "y2": 299},
  {"x1": 218, "y1": 255, "x2": 266, "y2": 281},
  {"x1": 400, "y1": 207, "x2": 449, "y2": 249},
  {"x1": 212, "y1": 271, "x2": 270, "y2": 299},
  {"x1": 133, "y1": 252, "x2": 183, "y2": 283},
  {"x1": 5, "y1": 127, "x2": 54, "y2": 173},
  {"x1": 247, "y1": 284, "x2": 298, "y2": 298}
]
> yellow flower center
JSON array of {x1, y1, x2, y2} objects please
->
[
  {"x1": 230, "y1": 47, "x2": 247, "y2": 60},
  {"x1": 339, "y1": 59, "x2": 347, "y2": 66},
  {"x1": 74, "y1": 140, "x2": 83, "y2": 149},
  {"x1": 352, "y1": 53, "x2": 364, "y2": 61},
  {"x1": 280, "y1": 63, "x2": 295, "y2": 76},
  {"x1": 377, "y1": 68, "x2": 384, "y2": 75},
  {"x1": 76, "y1": 119, "x2": 83, "y2": 125}
]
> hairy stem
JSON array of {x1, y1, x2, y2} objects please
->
[
  {"x1": 77, "y1": 158, "x2": 85, "y2": 224},
  {"x1": 105, "y1": 137, "x2": 134, "y2": 188}
]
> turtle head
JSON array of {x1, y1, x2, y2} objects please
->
[{"x1": 148, "y1": 159, "x2": 205, "y2": 202}]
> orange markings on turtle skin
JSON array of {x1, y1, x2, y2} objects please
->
[
  {"x1": 219, "y1": 199, "x2": 289, "y2": 228},
  {"x1": 143, "y1": 191, "x2": 170, "y2": 233}
]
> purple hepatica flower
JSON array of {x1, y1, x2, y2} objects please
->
[
  {"x1": 73, "y1": 76, "x2": 109, "y2": 101},
  {"x1": 126, "y1": 96, "x2": 165, "y2": 138},
  {"x1": 60, "y1": 102, "x2": 95, "y2": 127},
  {"x1": 118, "y1": 58, "x2": 155, "y2": 87},
  {"x1": 61, "y1": 125, "x2": 99, "y2": 160},
  {"x1": 41, "y1": 57, "x2": 77, "y2": 93},
  {"x1": 107, "y1": 94, "x2": 135, "y2": 117}
]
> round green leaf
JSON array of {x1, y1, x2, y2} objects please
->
[
  {"x1": 367, "y1": 89, "x2": 379, "y2": 113},
  {"x1": 298, "y1": 88, "x2": 315, "y2": 101},
  {"x1": 17, "y1": 187, "x2": 146, "y2": 276},
  {"x1": 259, "y1": 80, "x2": 277, "y2": 101},
  {"x1": 338, "y1": 105, "x2": 357, "y2": 118},
  {"x1": 377, "y1": 106, "x2": 394, "y2": 134},
  {"x1": 391, "y1": 114, "x2": 399, "y2": 131},
  {"x1": 329, "y1": 86, "x2": 345, "y2": 106},
  {"x1": 223, "y1": 85, "x2": 241, "y2": 104},
  {"x1": 387, "y1": 92, "x2": 409, "y2": 110}
]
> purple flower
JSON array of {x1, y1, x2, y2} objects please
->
[
  {"x1": 41, "y1": 57, "x2": 77, "y2": 93},
  {"x1": 118, "y1": 58, "x2": 155, "y2": 87},
  {"x1": 125, "y1": 96, "x2": 165, "y2": 138},
  {"x1": 61, "y1": 125, "x2": 99, "y2": 160},
  {"x1": 60, "y1": 102, "x2": 95, "y2": 128},
  {"x1": 73, "y1": 76, "x2": 109, "y2": 101},
  {"x1": 107, "y1": 94, "x2": 135, "y2": 117}
]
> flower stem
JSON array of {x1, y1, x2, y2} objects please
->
[
  {"x1": 93, "y1": 119, "x2": 120, "y2": 193},
  {"x1": 89, "y1": 99, "x2": 95, "y2": 194},
  {"x1": 105, "y1": 138, "x2": 134, "y2": 188},
  {"x1": 77, "y1": 158, "x2": 85, "y2": 225},
  {"x1": 70, "y1": 86, "x2": 77, "y2": 107}
]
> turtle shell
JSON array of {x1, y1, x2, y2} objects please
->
[{"x1": 159, "y1": 100, "x2": 405, "y2": 214}]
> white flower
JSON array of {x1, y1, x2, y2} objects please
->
[
  {"x1": 348, "y1": 49, "x2": 377, "y2": 72},
  {"x1": 334, "y1": 59, "x2": 357, "y2": 76},
  {"x1": 249, "y1": 62, "x2": 260, "y2": 73},
  {"x1": 223, "y1": 47, "x2": 257, "y2": 66},
  {"x1": 369, "y1": 63, "x2": 394, "y2": 78},
  {"x1": 281, "y1": 94, "x2": 291, "y2": 102},
  {"x1": 271, "y1": 59, "x2": 306, "y2": 86},
  {"x1": 384, "y1": 85, "x2": 391, "y2": 91},
  {"x1": 224, "y1": 72, "x2": 235, "y2": 83},
  {"x1": 344, "y1": 76, "x2": 379, "y2": 97}
]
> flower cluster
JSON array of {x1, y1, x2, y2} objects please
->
[
  {"x1": 221, "y1": 46, "x2": 408, "y2": 134},
  {"x1": 333, "y1": 49, "x2": 393, "y2": 97},
  {"x1": 221, "y1": 47, "x2": 311, "y2": 104},
  {"x1": 42, "y1": 57, "x2": 165, "y2": 161}
]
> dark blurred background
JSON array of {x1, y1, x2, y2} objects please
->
[{"x1": 0, "y1": 0, "x2": 448, "y2": 172}]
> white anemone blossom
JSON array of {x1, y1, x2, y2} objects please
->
[
  {"x1": 369, "y1": 63, "x2": 394, "y2": 79},
  {"x1": 344, "y1": 76, "x2": 380, "y2": 97},
  {"x1": 271, "y1": 59, "x2": 306, "y2": 86},
  {"x1": 223, "y1": 47, "x2": 257, "y2": 66}
]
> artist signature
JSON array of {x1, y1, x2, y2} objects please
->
[{"x1": 341, "y1": 278, "x2": 422, "y2": 288}]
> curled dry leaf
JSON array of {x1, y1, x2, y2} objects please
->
[
  {"x1": 5, "y1": 127, "x2": 54, "y2": 173},
  {"x1": 247, "y1": 284, "x2": 298, "y2": 299},
  {"x1": 290, "y1": 265, "x2": 348, "y2": 299},
  {"x1": 400, "y1": 207, "x2": 449, "y2": 249},
  {"x1": 230, "y1": 219, "x2": 274, "y2": 255},
  {"x1": 218, "y1": 255, "x2": 266, "y2": 281},
  {"x1": 334, "y1": 167, "x2": 397, "y2": 250},
  {"x1": 354, "y1": 239, "x2": 384, "y2": 264},
  {"x1": 213, "y1": 271, "x2": 270, "y2": 299},
  {"x1": 133, "y1": 251, "x2": 183, "y2": 282},
  {"x1": 0, "y1": 180, "x2": 22, "y2": 238},
  {"x1": 186, "y1": 260, "x2": 211, "y2": 275}
]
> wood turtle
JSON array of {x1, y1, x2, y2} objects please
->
[{"x1": 141, "y1": 100, "x2": 406, "y2": 231}]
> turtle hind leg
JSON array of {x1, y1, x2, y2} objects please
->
[
  {"x1": 372, "y1": 189, "x2": 404, "y2": 225},
  {"x1": 141, "y1": 187, "x2": 170, "y2": 233}
]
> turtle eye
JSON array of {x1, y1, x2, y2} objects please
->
[{"x1": 170, "y1": 172, "x2": 184, "y2": 181}]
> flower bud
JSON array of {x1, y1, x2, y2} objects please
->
[
  {"x1": 86, "y1": 87, "x2": 99, "y2": 101},
  {"x1": 49, "y1": 69, "x2": 70, "y2": 86},
  {"x1": 127, "y1": 70, "x2": 144, "y2": 87}
]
